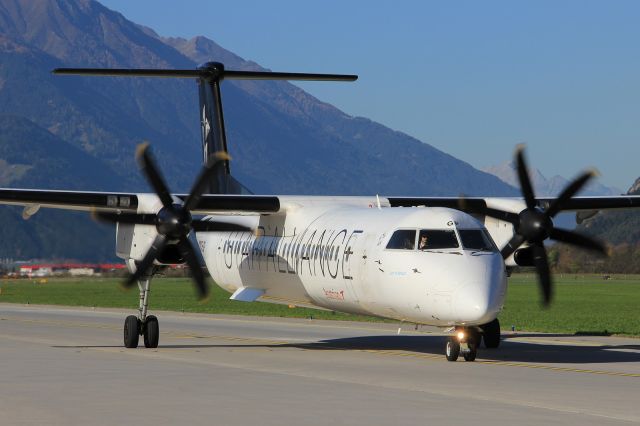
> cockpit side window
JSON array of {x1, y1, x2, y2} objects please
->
[
  {"x1": 417, "y1": 230, "x2": 459, "y2": 250},
  {"x1": 459, "y1": 229, "x2": 498, "y2": 252},
  {"x1": 386, "y1": 229, "x2": 417, "y2": 250}
]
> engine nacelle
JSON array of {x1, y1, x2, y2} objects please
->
[
  {"x1": 116, "y1": 223, "x2": 155, "y2": 261},
  {"x1": 114, "y1": 193, "x2": 185, "y2": 265},
  {"x1": 513, "y1": 246, "x2": 535, "y2": 267}
]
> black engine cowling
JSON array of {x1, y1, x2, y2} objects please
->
[{"x1": 513, "y1": 246, "x2": 535, "y2": 267}]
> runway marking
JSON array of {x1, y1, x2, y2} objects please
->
[
  {"x1": 84, "y1": 343, "x2": 640, "y2": 424},
  {"x1": 477, "y1": 360, "x2": 640, "y2": 378},
  {"x1": 507, "y1": 337, "x2": 605, "y2": 347},
  {"x1": 2, "y1": 314, "x2": 640, "y2": 379},
  {"x1": 605, "y1": 348, "x2": 640, "y2": 354},
  {"x1": 0, "y1": 303, "x2": 435, "y2": 335},
  {"x1": 144, "y1": 332, "x2": 640, "y2": 378}
]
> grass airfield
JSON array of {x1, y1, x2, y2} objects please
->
[{"x1": 0, "y1": 273, "x2": 638, "y2": 336}]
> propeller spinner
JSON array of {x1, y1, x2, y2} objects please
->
[{"x1": 95, "y1": 143, "x2": 251, "y2": 299}]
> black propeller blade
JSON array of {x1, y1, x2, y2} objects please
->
[
  {"x1": 95, "y1": 144, "x2": 251, "y2": 300},
  {"x1": 470, "y1": 145, "x2": 606, "y2": 306}
]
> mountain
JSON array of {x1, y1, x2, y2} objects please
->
[
  {"x1": 576, "y1": 178, "x2": 640, "y2": 245},
  {"x1": 484, "y1": 160, "x2": 621, "y2": 197},
  {"x1": 629, "y1": 177, "x2": 640, "y2": 195},
  {"x1": 0, "y1": 115, "x2": 116, "y2": 260},
  {"x1": 548, "y1": 177, "x2": 640, "y2": 273},
  {"x1": 0, "y1": 0, "x2": 516, "y2": 260}
]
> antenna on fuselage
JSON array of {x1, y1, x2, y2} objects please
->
[{"x1": 53, "y1": 63, "x2": 357, "y2": 194}]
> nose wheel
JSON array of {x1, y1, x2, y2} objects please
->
[
  {"x1": 445, "y1": 337, "x2": 460, "y2": 361},
  {"x1": 445, "y1": 328, "x2": 480, "y2": 362}
]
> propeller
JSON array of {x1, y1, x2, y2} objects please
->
[
  {"x1": 472, "y1": 145, "x2": 606, "y2": 306},
  {"x1": 94, "y1": 143, "x2": 251, "y2": 299}
]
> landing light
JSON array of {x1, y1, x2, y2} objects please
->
[{"x1": 457, "y1": 331, "x2": 465, "y2": 341}]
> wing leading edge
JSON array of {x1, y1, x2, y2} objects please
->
[
  {"x1": 2, "y1": 189, "x2": 639, "y2": 216},
  {"x1": 0, "y1": 188, "x2": 280, "y2": 215},
  {"x1": 387, "y1": 196, "x2": 640, "y2": 213}
]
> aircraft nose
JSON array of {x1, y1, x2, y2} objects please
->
[
  {"x1": 453, "y1": 267, "x2": 504, "y2": 324},
  {"x1": 454, "y1": 283, "x2": 493, "y2": 323}
]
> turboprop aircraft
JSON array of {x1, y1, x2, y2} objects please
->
[{"x1": 1, "y1": 62, "x2": 639, "y2": 361}]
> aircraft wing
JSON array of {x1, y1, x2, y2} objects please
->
[
  {"x1": 3, "y1": 188, "x2": 639, "y2": 217},
  {"x1": 0, "y1": 188, "x2": 280, "y2": 216},
  {"x1": 387, "y1": 196, "x2": 640, "y2": 214}
]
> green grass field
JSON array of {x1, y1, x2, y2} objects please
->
[
  {"x1": 501, "y1": 274, "x2": 640, "y2": 336},
  {"x1": 0, "y1": 274, "x2": 638, "y2": 335},
  {"x1": 0, "y1": 277, "x2": 376, "y2": 322}
]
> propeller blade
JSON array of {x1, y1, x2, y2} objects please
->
[
  {"x1": 183, "y1": 151, "x2": 230, "y2": 212},
  {"x1": 92, "y1": 211, "x2": 157, "y2": 226},
  {"x1": 545, "y1": 170, "x2": 596, "y2": 217},
  {"x1": 136, "y1": 143, "x2": 175, "y2": 209},
  {"x1": 475, "y1": 207, "x2": 520, "y2": 225},
  {"x1": 177, "y1": 238, "x2": 209, "y2": 300},
  {"x1": 124, "y1": 234, "x2": 167, "y2": 288},
  {"x1": 515, "y1": 145, "x2": 537, "y2": 210},
  {"x1": 532, "y1": 243, "x2": 552, "y2": 307},
  {"x1": 500, "y1": 234, "x2": 525, "y2": 259},
  {"x1": 549, "y1": 227, "x2": 607, "y2": 254},
  {"x1": 192, "y1": 220, "x2": 252, "y2": 233}
]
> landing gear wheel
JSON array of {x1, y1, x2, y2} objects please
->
[
  {"x1": 445, "y1": 337, "x2": 460, "y2": 361},
  {"x1": 481, "y1": 319, "x2": 501, "y2": 349},
  {"x1": 463, "y1": 343, "x2": 477, "y2": 362},
  {"x1": 124, "y1": 315, "x2": 140, "y2": 348},
  {"x1": 468, "y1": 328, "x2": 482, "y2": 348},
  {"x1": 143, "y1": 315, "x2": 159, "y2": 348}
]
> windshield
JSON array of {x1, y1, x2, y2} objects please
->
[
  {"x1": 417, "y1": 230, "x2": 459, "y2": 250},
  {"x1": 458, "y1": 229, "x2": 498, "y2": 252},
  {"x1": 386, "y1": 229, "x2": 416, "y2": 250}
]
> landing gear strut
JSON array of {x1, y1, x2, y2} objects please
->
[
  {"x1": 123, "y1": 262, "x2": 159, "y2": 349},
  {"x1": 445, "y1": 327, "x2": 480, "y2": 362}
]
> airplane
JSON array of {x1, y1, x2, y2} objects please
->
[{"x1": 1, "y1": 62, "x2": 639, "y2": 361}]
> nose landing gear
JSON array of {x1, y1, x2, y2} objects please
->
[{"x1": 445, "y1": 327, "x2": 480, "y2": 362}]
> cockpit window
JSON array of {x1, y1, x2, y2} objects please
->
[
  {"x1": 386, "y1": 229, "x2": 416, "y2": 250},
  {"x1": 459, "y1": 229, "x2": 498, "y2": 252},
  {"x1": 417, "y1": 230, "x2": 459, "y2": 250}
]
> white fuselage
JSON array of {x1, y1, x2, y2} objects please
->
[{"x1": 196, "y1": 201, "x2": 508, "y2": 327}]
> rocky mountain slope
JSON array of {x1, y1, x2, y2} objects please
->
[{"x1": 0, "y1": 0, "x2": 517, "y2": 260}]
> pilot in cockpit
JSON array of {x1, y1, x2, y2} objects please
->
[{"x1": 418, "y1": 233, "x2": 429, "y2": 250}]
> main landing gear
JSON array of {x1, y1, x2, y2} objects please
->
[
  {"x1": 445, "y1": 327, "x2": 480, "y2": 362},
  {"x1": 123, "y1": 266, "x2": 159, "y2": 349},
  {"x1": 480, "y1": 318, "x2": 500, "y2": 349}
]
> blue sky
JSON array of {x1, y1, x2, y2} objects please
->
[{"x1": 100, "y1": 0, "x2": 640, "y2": 190}]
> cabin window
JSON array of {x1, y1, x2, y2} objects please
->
[
  {"x1": 417, "y1": 230, "x2": 459, "y2": 250},
  {"x1": 458, "y1": 229, "x2": 497, "y2": 252},
  {"x1": 386, "y1": 229, "x2": 417, "y2": 250}
]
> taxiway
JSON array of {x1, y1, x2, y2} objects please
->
[{"x1": 0, "y1": 303, "x2": 638, "y2": 425}]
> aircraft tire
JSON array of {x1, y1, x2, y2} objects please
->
[
  {"x1": 481, "y1": 319, "x2": 500, "y2": 348},
  {"x1": 463, "y1": 344, "x2": 477, "y2": 362},
  {"x1": 445, "y1": 337, "x2": 460, "y2": 361},
  {"x1": 143, "y1": 315, "x2": 159, "y2": 348},
  {"x1": 124, "y1": 315, "x2": 140, "y2": 348}
]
